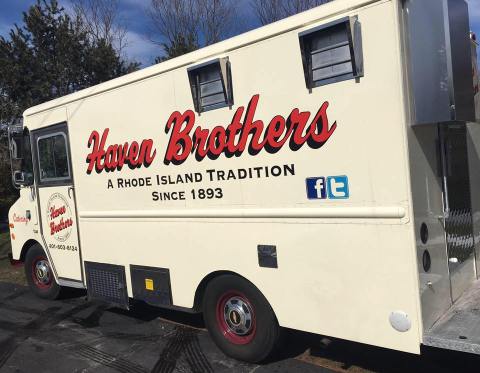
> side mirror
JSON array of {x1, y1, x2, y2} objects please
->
[
  {"x1": 13, "y1": 171, "x2": 25, "y2": 184},
  {"x1": 13, "y1": 171, "x2": 33, "y2": 188},
  {"x1": 10, "y1": 136, "x2": 24, "y2": 160},
  {"x1": 13, "y1": 171, "x2": 32, "y2": 187}
]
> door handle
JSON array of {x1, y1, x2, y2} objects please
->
[
  {"x1": 68, "y1": 186, "x2": 74, "y2": 199},
  {"x1": 29, "y1": 186, "x2": 36, "y2": 202}
]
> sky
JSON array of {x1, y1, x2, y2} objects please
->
[
  {"x1": 0, "y1": 0, "x2": 257, "y2": 66},
  {"x1": 0, "y1": 0, "x2": 479, "y2": 67}
]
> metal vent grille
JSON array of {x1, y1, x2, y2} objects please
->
[
  {"x1": 299, "y1": 18, "x2": 363, "y2": 90},
  {"x1": 187, "y1": 58, "x2": 233, "y2": 113},
  {"x1": 309, "y1": 24, "x2": 354, "y2": 86},
  {"x1": 445, "y1": 209, "x2": 475, "y2": 263},
  {"x1": 443, "y1": 126, "x2": 475, "y2": 269},
  {"x1": 197, "y1": 64, "x2": 227, "y2": 110},
  {"x1": 85, "y1": 262, "x2": 128, "y2": 309}
]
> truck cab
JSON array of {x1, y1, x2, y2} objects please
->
[{"x1": 8, "y1": 125, "x2": 40, "y2": 266}]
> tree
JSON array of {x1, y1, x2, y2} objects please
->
[
  {"x1": 252, "y1": 0, "x2": 333, "y2": 25},
  {"x1": 198, "y1": 0, "x2": 238, "y2": 45},
  {"x1": 71, "y1": 0, "x2": 128, "y2": 54},
  {"x1": 148, "y1": 0, "x2": 238, "y2": 61},
  {"x1": 148, "y1": 0, "x2": 199, "y2": 60},
  {"x1": 0, "y1": 0, "x2": 139, "y2": 124},
  {"x1": 154, "y1": 34, "x2": 199, "y2": 62},
  {"x1": 0, "y1": 0, "x2": 140, "y2": 215},
  {"x1": 251, "y1": 0, "x2": 283, "y2": 26}
]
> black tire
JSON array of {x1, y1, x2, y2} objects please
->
[
  {"x1": 203, "y1": 274, "x2": 281, "y2": 363},
  {"x1": 25, "y1": 244, "x2": 62, "y2": 300}
]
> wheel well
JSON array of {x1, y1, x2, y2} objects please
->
[
  {"x1": 19, "y1": 239, "x2": 40, "y2": 262},
  {"x1": 193, "y1": 271, "x2": 259, "y2": 312}
]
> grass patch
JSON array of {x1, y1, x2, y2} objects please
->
[
  {"x1": 0, "y1": 258, "x2": 25, "y2": 285},
  {"x1": 0, "y1": 232, "x2": 25, "y2": 285},
  {"x1": 0, "y1": 232, "x2": 11, "y2": 258}
]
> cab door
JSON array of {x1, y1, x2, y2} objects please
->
[{"x1": 32, "y1": 123, "x2": 83, "y2": 286}]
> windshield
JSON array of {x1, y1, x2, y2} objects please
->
[{"x1": 9, "y1": 126, "x2": 34, "y2": 187}]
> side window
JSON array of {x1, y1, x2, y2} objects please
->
[
  {"x1": 299, "y1": 17, "x2": 363, "y2": 90},
  {"x1": 37, "y1": 133, "x2": 70, "y2": 182},
  {"x1": 188, "y1": 58, "x2": 233, "y2": 113}
]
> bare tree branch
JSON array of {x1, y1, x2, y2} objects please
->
[
  {"x1": 251, "y1": 0, "x2": 284, "y2": 25},
  {"x1": 71, "y1": 0, "x2": 128, "y2": 53},
  {"x1": 148, "y1": 0, "x2": 199, "y2": 46},
  {"x1": 147, "y1": 0, "x2": 238, "y2": 60},
  {"x1": 252, "y1": 0, "x2": 333, "y2": 25},
  {"x1": 198, "y1": 0, "x2": 237, "y2": 45}
]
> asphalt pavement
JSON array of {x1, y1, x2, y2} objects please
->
[
  {"x1": 0, "y1": 282, "x2": 333, "y2": 373},
  {"x1": 2, "y1": 281, "x2": 480, "y2": 373}
]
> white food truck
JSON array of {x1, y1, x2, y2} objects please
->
[{"x1": 6, "y1": 0, "x2": 480, "y2": 363}]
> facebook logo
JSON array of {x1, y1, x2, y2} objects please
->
[
  {"x1": 306, "y1": 177, "x2": 327, "y2": 199},
  {"x1": 306, "y1": 176, "x2": 349, "y2": 200}
]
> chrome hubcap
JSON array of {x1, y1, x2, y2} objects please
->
[
  {"x1": 35, "y1": 260, "x2": 51, "y2": 285},
  {"x1": 223, "y1": 297, "x2": 254, "y2": 336}
]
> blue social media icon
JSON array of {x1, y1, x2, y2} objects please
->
[
  {"x1": 306, "y1": 177, "x2": 327, "y2": 199},
  {"x1": 306, "y1": 176, "x2": 350, "y2": 200},
  {"x1": 327, "y1": 176, "x2": 349, "y2": 199}
]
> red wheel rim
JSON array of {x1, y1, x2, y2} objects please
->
[
  {"x1": 215, "y1": 291, "x2": 256, "y2": 345},
  {"x1": 31, "y1": 255, "x2": 53, "y2": 289}
]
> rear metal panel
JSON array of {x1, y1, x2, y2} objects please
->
[
  {"x1": 448, "y1": 0, "x2": 475, "y2": 121},
  {"x1": 408, "y1": 126, "x2": 452, "y2": 330},
  {"x1": 440, "y1": 125, "x2": 476, "y2": 301},
  {"x1": 467, "y1": 124, "x2": 480, "y2": 280},
  {"x1": 404, "y1": 0, "x2": 475, "y2": 125}
]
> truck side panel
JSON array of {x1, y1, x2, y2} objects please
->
[{"x1": 26, "y1": 0, "x2": 421, "y2": 354}]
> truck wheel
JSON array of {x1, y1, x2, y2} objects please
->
[
  {"x1": 25, "y1": 244, "x2": 61, "y2": 300},
  {"x1": 203, "y1": 275, "x2": 281, "y2": 363}
]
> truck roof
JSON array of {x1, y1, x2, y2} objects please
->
[{"x1": 23, "y1": 0, "x2": 378, "y2": 118}]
